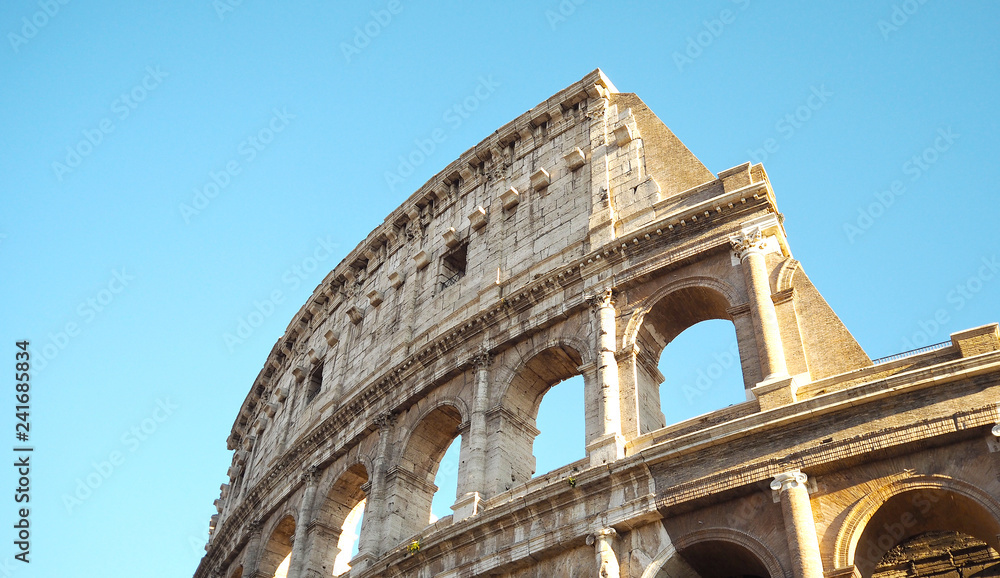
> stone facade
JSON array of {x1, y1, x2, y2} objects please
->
[{"x1": 194, "y1": 70, "x2": 1000, "y2": 578}]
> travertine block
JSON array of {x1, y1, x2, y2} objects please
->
[{"x1": 530, "y1": 168, "x2": 550, "y2": 191}]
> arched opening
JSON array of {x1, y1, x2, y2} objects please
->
[
  {"x1": 315, "y1": 464, "x2": 368, "y2": 577},
  {"x1": 258, "y1": 515, "x2": 295, "y2": 578},
  {"x1": 632, "y1": 284, "x2": 748, "y2": 433},
  {"x1": 853, "y1": 488, "x2": 1000, "y2": 578},
  {"x1": 273, "y1": 554, "x2": 290, "y2": 578},
  {"x1": 431, "y1": 437, "x2": 461, "y2": 521},
  {"x1": 333, "y1": 499, "x2": 365, "y2": 576},
  {"x1": 534, "y1": 374, "x2": 585, "y2": 476},
  {"x1": 644, "y1": 540, "x2": 775, "y2": 578},
  {"x1": 387, "y1": 404, "x2": 463, "y2": 543},
  {"x1": 872, "y1": 531, "x2": 1000, "y2": 578},
  {"x1": 489, "y1": 344, "x2": 585, "y2": 492},
  {"x1": 658, "y1": 320, "x2": 744, "y2": 425},
  {"x1": 679, "y1": 540, "x2": 771, "y2": 578}
]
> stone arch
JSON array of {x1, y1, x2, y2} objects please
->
[
  {"x1": 485, "y1": 337, "x2": 589, "y2": 494},
  {"x1": 622, "y1": 275, "x2": 743, "y2": 352},
  {"x1": 641, "y1": 527, "x2": 785, "y2": 578},
  {"x1": 314, "y1": 462, "x2": 369, "y2": 536},
  {"x1": 257, "y1": 513, "x2": 296, "y2": 578},
  {"x1": 382, "y1": 401, "x2": 466, "y2": 547},
  {"x1": 306, "y1": 462, "x2": 371, "y2": 577},
  {"x1": 490, "y1": 332, "x2": 595, "y2": 409},
  {"x1": 495, "y1": 341, "x2": 587, "y2": 420},
  {"x1": 395, "y1": 396, "x2": 471, "y2": 459},
  {"x1": 833, "y1": 475, "x2": 1000, "y2": 577},
  {"x1": 775, "y1": 258, "x2": 801, "y2": 293},
  {"x1": 622, "y1": 275, "x2": 754, "y2": 435}
]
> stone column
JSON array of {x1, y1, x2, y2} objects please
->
[
  {"x1": 354, "y1": 412, "x2": 394, "y2": 570},
  {"x1": 586, "y1": 289, "x2": 625, "y2": 466},
  {"x1": 287, "y1": 466, "x2": 319, "y2": 578},
  {"x1": 242, "y1": 519, "x2": 265, "y2": 578},
  {"x1": 587, "y1": 528, "x2": 620, "y2": 578},
  {"x1": 770, "y1": 470, "x2": 824, "y2": 578},
  {"x1": 300, "y1": 521, "x2": 341, "y2": 578},
  {"x1": 730, "y1": 227, "x2": 788, "y2": 381},
  {"x1": 453, "y1": 349, "x2": 490, "y2": 521}
]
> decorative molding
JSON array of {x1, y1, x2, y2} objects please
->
[
  {"x1": 729, "y1": 226, "x2": 767, "y2": 262},
  {"x1": 587, "y1": 288, "x2": 615, "y2": 311},
  {"x1": 469, "y1": 206, "x2": 488, "y2": 230},
  {"x1": 500, "y1": 187, "x2": 520, "y2": 211},
  {"x1": 613, "y1": 124, "x2": 634, "y2": 146},
  {"x1": 472, "y1": 349, "x2": 493, "y2": 371},
  {"x1": 414, "y1": 250, "x2": 430, "y2": 270},
  {"x1": 564, "y1": 147, "x2": 586, "y2": 170},
  {"x1": 770, "y1": 470, "x2": 808, "y2": 494},
  {"x1": 771, "y1": 288, "x2": 795, "y2": 306},
  {"x1": 375, "y1": 412, "x2": 397, "y2": 431},
  {"x1": 443, "y1": 227, "x2": 461, "y2": 248},
  {"x1": 301, "y1": 465, "x2": 320, "y2": 485},
  {"x1": 530, "y1": 168, "x2": 550, "y2": 191}
]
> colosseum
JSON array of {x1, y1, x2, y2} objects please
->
[{"x1": 194, "y1": 70, "x2": 1000, "y2": 578}]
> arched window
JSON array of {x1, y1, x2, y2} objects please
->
[
  {"x1": 314, "y1": 464, "x2": 368, "y2": 576},
  {"x1": 332, "y1": 499, "x2": 365, "y2": 576},
  {"x1": 642, "y1": 535, "x2": 782, "y2": 578},
  {"x1": 657, "y1": 319, "x2": 744, "y2": 425},
  {"x1": 489, "y1": 344, "x2": 586, "y2": 493},
  {"x1": 431, "y1": 437, "x2": 461, "y2": 521},
  {"x1": 257, "y1": 515, "x2": 295, "y2": 578},
  {"x1": 384, "y1": 404, "x2": 464, "y2": 545},
  {"x1": 533, "y1": 374, "x2": 585, "y2": 476},
  {"x1": 853, "y1": 488, "x2": 1000, "y2": 578},
  {"x1": 630, "y1": 283, "x2": 751, "y2": 434}
]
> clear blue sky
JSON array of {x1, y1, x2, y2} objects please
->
[{"x1": 1, "y1": 1, "x2": 998, "y2": 576}]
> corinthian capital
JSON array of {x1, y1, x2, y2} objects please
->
[
  {"x1": 472, "y1": 348, "x2": 493, "y2": 371},
  {"x1": 770, "y1": 470, "x2": 809, "y2": 493},
  {"x1": 374, "y1": 412, "x2": 396, "y2": 431},
  {"x1": 730, "y1": 226, "x2": 767, "y2": 262},
  {"x1": 301, "y1": 464, "x2": 320, "y2": 485},
  {"x1": 587, "y1": 288, "x2": 615, "y2": 311}
]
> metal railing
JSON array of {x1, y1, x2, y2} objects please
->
[
  {"x1": 871, "y1": 340, "x2": 951, "y2": 365},
  {"x1": 440, "y1": 272, "x2": 463, "y2": 290}
]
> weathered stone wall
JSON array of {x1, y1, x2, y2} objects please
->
[{"x1": 194, "y1": 70, "x2": 1000, "y2": 578}]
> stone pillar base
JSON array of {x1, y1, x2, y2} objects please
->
[
  {"x1": 587, "y1": 432, "x2": 625, "y2": 466},
  {"x1": 348, "y1": 551, "x2": 375, "y2": 574},
  {"x1": 751, "y1": 374, "x2": 801, "y2": 411},
  {"x1": 451, "y1": 491, "x2": 482, "y2": 522},
  {"x1": 825, "y1": 566, "x2": 862, "y2": 578}
]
